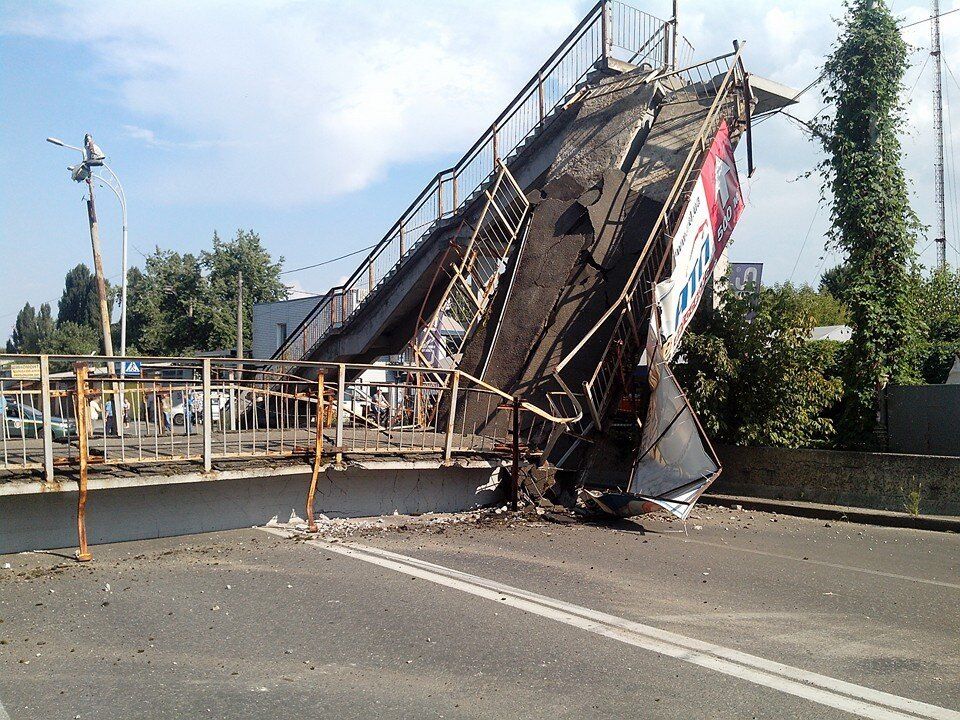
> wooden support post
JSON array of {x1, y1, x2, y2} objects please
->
[
  {"x1": 74, "y1": 363, "x2": 93, "y2": 562},
  {"x1": 202, "y1": 358, "x2": 212, "y2": 472},
  {"x1": 335, "y1": 364, "x2": 345, "y2": 464},
  {"x1": 537, "y1": 72, "x2": 546, "y2": 124},
  {"x1": 306, "y1": 375, "x2": 325, "y2": 533}
]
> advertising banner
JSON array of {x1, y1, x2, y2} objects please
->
[{"x1": 656, "y1": 120, "x2": 744, "y2": 358}]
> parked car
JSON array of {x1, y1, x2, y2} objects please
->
[
  {"x1": 168, "y1": 391, "x2": 229, "y2": 426},
  {"x1": 2, "y1": 401, "x2": 77, "y2": 441}
]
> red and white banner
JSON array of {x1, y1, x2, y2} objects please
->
[{"x1": 656, "y1": 120, "x2": 744, "y2": 359}]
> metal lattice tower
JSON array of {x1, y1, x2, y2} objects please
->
[{"x1": 932, "y1": 0, "x2": 947, "y2": 270}]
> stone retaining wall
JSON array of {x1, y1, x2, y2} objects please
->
[{"x1": 712, "y1": 445, "x2": 960, "y2": 516}]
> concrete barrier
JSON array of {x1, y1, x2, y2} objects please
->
[
  {"x1": 0, "y1": 460, "x2": 504, "y2": 554},
  {"x1": 713, "y1": 445, "x2": 960, "y2": 516}
]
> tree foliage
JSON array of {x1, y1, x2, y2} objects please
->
[
  {"x1": 201, "y1": 230, "x2": 286, "y2": 351},
  {"x1": 57, "y1": 264, "x2": 112, "y2": 331},
  {"x1": 675, "y1": 284, "x2": 843, "y2": 448},
  {"x1": 125, "y1": 229, "x2": 287, "y2": 355},
  {"x1": 815, "y1": 0, "x2": 922, "y2": 443},
  {"x1": 40, "y1": 321, "x2": 101, "y2": 356},
  {"x1": 6, "y1": 303, "x2": 55, "y2": 353},
  {"x1": 915, "y1": 267, "x2": 960, "y2": 382},
  {"x1": 126, "y1": 252, "x2": 209, "y2": 355}
]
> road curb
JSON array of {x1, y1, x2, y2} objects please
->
[{"x1": 701, "y1": 493, "x2": 960, "y2": 533}]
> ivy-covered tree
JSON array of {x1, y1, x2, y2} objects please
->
[{"x1": 815, "y1": 0, "x2": 922, "y2": 444}]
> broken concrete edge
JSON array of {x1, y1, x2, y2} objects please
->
[
  {"x1": 702, "y1": 493, "x2": 960, "y2": 534},
  {"x1": 0, "y1": 456, "x2": 507, "y2": 498}
]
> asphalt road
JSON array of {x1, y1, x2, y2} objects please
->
[{"x1": 0, "y1": 506, "x2": 957, "y2": 719}]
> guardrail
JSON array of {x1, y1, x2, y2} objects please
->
[
  {"x1": 274, "y1": 0, "x2": 693, "y2": 366},
  {"x1": 553, "y1": 45, "x2": 751, "y2": 440}
]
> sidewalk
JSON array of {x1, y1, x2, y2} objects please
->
[{"x1": 702, "y1": 493, "x2": 960, "y2": 533}]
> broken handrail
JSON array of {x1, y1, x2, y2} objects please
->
[{"x1": 551, "y1": 44, "x2": 748, "y2": 427}]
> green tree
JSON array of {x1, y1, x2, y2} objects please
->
[
  {"x1": 57, "y1": 264, "x2": 112, "y2": 331},
  {"x1": 815, "y1": 0, "x2": 922, "y2": 444},
  {"x1": 126, "y1": 251, "x2": 209, "y2": 355},
  {"x1": 6, "y1": 302, "x2": 55, "y2": 353},
  {"x1": 768, "y1": 282, "x2": 849, "y2": 327},
  {"x1": 40, "y1": 321, "x2": 100, "y2": 356},
  {"x1": 818, "y1": 264, "x2": 854, "y2": 303},
  {"x1": 675, "y1": 284, "x2": 843, "y2": 448},
  {"x1": 915, "y1": 267, "x2": 960, "y2": 382},
  {"x1": 201, "y1": 230, "x2": 287, "y2": 352}
]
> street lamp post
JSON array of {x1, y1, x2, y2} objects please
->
[
  {"x1": 46, "y1": 136, "x2": 128, "y2": 357},
  {"x1": 95, "y1": 165, "x2": 128, "y2": 357}
]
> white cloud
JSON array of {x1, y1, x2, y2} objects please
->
[{"x1": 5, "y1": 0, "x2": 580, "y2": 206}]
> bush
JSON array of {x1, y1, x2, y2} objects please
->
[{"x1": 674, "y1": 283, "x2": 843, "y2": 448}]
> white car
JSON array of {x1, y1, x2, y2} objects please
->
[{"x1": 169, "y1": 391, "x2": 229, "y2": 426}]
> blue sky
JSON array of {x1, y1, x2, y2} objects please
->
[{"x1": 1, "y1": 0, "x2": 958, "y2": 339}]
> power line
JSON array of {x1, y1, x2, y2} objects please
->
[
  {"x1": 789, "y1": 204, "x2": 822, "y2": 282},
  {"x1": 280, "y1": 244, "x2": 377, "y2": 275},
  {"x1": 899, "y1": 6, "x2": 960, "y2": 30}
]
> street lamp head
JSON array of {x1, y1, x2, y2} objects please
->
[
  {"x1": 69, "y1": 163, "x2": 91, "y2": 183},
  {"x1": 46, "y1": 137, "x2": 66, "y2": 147}
]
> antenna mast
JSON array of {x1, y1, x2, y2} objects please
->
[{"x1": 932, "y1": 0, "x2": 947, "y2": 270}]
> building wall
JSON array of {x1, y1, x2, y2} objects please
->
[{"x1": 252, "y1": 296, "x2": 322, "y2": 359}]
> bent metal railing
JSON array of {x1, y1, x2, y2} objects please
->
[
  {"x1": 0, "y1": 354, "x2": 580, "y2": 480},
  {"x1": 552, "y1": 45, "x2": 751, "y2": 441},
  {"x1": 274, "y1": 0, "x2": 693, "y2": 366},
  {"x1": 0, "y1": 353, "x2": 580, "y2": 560}
]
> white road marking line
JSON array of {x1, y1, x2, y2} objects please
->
[
  {"x1": 261, "y1": 527, "x2": 960, "y2": 720},
  {"x1": 0, "y1": 695, "x2": 10, "y2": 720},
  {"x1": 677, "y1": 538, "x2": 960, "y2": 590}
]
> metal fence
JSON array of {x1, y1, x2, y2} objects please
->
[
  {"x1": 0, "y1": 354, "x2": 573, "y2": 480},
  {"x1": 274, "y1": 0, "x2": 694, "y2": 366}
]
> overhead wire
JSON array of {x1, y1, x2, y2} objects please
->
[{"x1": 280, "y1": 244, "x2": 377, "y2": 275}]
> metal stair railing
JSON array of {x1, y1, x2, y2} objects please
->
[
  {"x1": 274, "y1": 0, "x2": 693, "y2": 366},
  {"x1": 552, "y1": 44, "x2": 751, "y2": 437},
  {"x1": 410, "y1": 161, "x2": 529, "y2": 372}
]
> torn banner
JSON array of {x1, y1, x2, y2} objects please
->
[{"x1": 581, "y1": 124, "x2": 741, "y2": 521}]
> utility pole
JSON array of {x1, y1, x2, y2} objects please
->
[
  {"x1": 932, "y1": 0, "x2": 947, "y2": 270},
  {"x1": 85, "y1": 174, "x2": 114, "y2": 357},
  {"x1": 236, "y1": 271, "x2": 244, "y2": 361}
]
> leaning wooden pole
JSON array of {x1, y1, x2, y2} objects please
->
[
  {"x1": 74, "y1": 362, "x2": 93, "y2": 562},
  {"x1": 305, "y1": 375, "x2": 325, "y2": 533}
]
